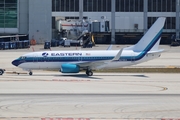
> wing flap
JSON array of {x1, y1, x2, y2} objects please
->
[{"x1": 77, "y1": 60, "x2": 110, "y2": 69}]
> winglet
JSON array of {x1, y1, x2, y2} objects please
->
[
  {"x1": 106, "y1": 45, "x2": 112, "y2": 50},
  {"x1": 112, "y1": 48, "x2": 123, "y2": 61}
]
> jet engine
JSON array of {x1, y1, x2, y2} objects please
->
[{"x1": 60, "y1": 64, "x2": 80, "y2": 73}]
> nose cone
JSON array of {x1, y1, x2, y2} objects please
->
[{"x1": 12, "y1": 59, "x2": 19, "y2": 67}]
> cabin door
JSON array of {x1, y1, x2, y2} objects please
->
[
  {"x1": 33, "y1": 54, "x2": 41, "y2": 69},
  {"x1": 33, "y1": 54, "x2": 38, "y2": 63},
  {"x1": 78, "y1": 55, "x2": 82, "y2": 61},
  {"x1": 131, "y1": 53, "x2": 135, "y2": 62}
]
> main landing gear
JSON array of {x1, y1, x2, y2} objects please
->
[{"x1": 86, "y1": 69, "x2": 93, "y2": 76}]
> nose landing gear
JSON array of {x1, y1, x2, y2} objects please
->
[{"x1": 29, "y1": 71, "x2": 33, "y2": 75}]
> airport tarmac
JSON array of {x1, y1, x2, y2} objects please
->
[
  {"x1": 0, "y1": 72, "x2": 180, "y2": 119},
  {"x1": 0, "y1": 45, "x2": 180, "y2": 119}
]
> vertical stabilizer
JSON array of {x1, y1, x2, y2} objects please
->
[{"x1": 125, "y1": 17, "x2": 166, "y2": 52}]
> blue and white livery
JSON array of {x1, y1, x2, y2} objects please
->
[{"x1": 12, "y1": 17, "x2": 166, "y2": 76}]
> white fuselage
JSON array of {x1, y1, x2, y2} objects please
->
[{"x1": 15, "y1": 50, "x2": 161, "y2": 71}]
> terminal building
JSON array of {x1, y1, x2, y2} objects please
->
[{"x1": 0, "y1": 0, "x2": 178, "y2": 44}]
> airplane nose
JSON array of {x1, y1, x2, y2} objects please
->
[{"x1": 12, "y1": 59, "x2": 19, "y2": 67}]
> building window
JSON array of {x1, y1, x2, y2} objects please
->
[
  {"x1": 116, "y1": 0, "x2": 143, "y2": 12},
  {"x1": 52, "y1": 0, "x2": 55, "y2": 11},
  {"x1": 65, "y1": 16, "x2": 87, "y2": 20},
  {"x1": 0, "y1": 0, "x2": 17, "y2": 28},
  {"x1": 52, "y1": 0, "x2": 79, "y2": 12},
  {"x1": 92, "y1": 0, "x2": 97, "y2": 12},
  {"x1": 148, "y1": 0, "x2": 176, "y2": 12},
  {"x1": 83, "y1": 0, "x2": 111, "y2": 12},
  {"x1": 52, "y1": 17, "x2": 55, "y2": 29},
  {"x1": 148, "y1": 17, "x2": 175, "y2": 29}
]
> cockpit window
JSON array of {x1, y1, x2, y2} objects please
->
[{"x1": 19, "y1": 56, "x2": 26, "y2": 59}]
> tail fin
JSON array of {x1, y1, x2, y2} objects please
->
[{"x1": 125, "y1": 17, "x2": 166, "y2": 52}]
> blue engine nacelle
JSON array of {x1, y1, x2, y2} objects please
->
[{"x1": 60, "y1": 64, "x2": 80, "y2": 73}]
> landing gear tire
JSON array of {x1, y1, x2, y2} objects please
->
[
  {"x1": 86, "y1": 70, "x2": 93, "y2": 76},
  {"x1": 29, "y1": 71, "x2": 33, "y2": 75},
  {"x1": 0, "y1": 69, "x2": 4, "y2": 75}
]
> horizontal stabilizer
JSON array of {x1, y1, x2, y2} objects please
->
[{"x1": 148, "y1": 49, "x2": 164, "y2": 54}]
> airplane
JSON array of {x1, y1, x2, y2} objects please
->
[{"x1": 12, "y1": 17, "x2": 166, "y2": 76}]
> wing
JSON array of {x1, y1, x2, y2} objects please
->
[
  {"x1": 77, "y1": 48, "x2": 123, "y2": 70},
  {"x1": 77, "y1": 60, "x2": 111, "y2": 70}
]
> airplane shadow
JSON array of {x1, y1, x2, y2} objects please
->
[
  {"x1": 9, "y1": 73, "x2": 149, "y2": 79},
  {"x1": 54, "y1": 74, "x2": 149, "y2": 79},
  {"x1": 94, "y1": 74, "x2": 149, "y2": 78},
  {"x1": 54, "y1": 74, "x2": 101, "y2": 80}
]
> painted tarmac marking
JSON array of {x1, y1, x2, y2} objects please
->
[{"x1": 52, "y1": 79, "x2": 90, "y2": 82}]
